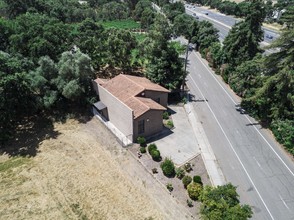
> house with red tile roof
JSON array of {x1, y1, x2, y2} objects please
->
[{"x1": 92, "y1": 74, "x2": 170, "y2": 143}]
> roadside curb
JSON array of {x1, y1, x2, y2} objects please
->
[{"x1": 184, "y1": 102, "x2": 226, "y2": 186}]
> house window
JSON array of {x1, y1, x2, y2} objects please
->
[
  {"x1": 156, "y1": 98, "x2": 160, "y2": 103},
  {"x1": 138, "y1": 120, "x2": 145, "y2": 134}
]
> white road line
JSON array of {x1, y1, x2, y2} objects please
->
[
  {"x1": 279, "y1": 194, "x2": 290, "y2": 210},
  {"x1": 253, "y1": 157, "x2": 262, "y2": 168},
  {"x1": 188, "y1": 74, "x2": 275, "y2": 220},
  {"x1": 194, "y1": 51, "x2": 294, "y2": 178}
]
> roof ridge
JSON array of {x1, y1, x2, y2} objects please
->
[
  {"x1": 134, "y1": 96, "x2": 151, "y2": 110},
  {"x1": 121, "y1": 74, "x2": 145, "y2": 91}
]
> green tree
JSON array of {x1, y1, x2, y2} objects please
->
[
  {"x1": 163, "y1": 2, "x2": 185, "y2": 22},
  {"x1": 199, "y1": 184, "x2": 252, "y2": 220},
  {"x1": 144, "y1": 15, "x2": 184, "y2": 89},
  {"x1": 229, "y1": 54, "x2": 263, "y2": 98},
  {"x1": 99, "y1": 2, "x2": 130, "y2": 20},
  {"x1": 241, "y1": 25, "x2": 294, "y2": 153},
  {"x1": 0, "y1": 72, "x2": 36, "y2": 142},
  {"x1": 133, "y1": 0, "x2": 152, "y2": 20},
  {"x1": 54, "y1": 50, "x2": 95, "y2": 102},
  {"x1": 9, "y1": 13, "x2": 73, "y2": 61},
  {"x1": 76, "y1": 18, "x2": 106, "y2": 70},
  {"x1": 140, "y1": 7, "x2": 156, "y2": 29},
  {"x1": 104, "y1": 28, "x2": 137, "y2": 70},
  {"x1": 29, "y1": 56, "x2": 59, "y2": 108},
  {"x1": 197, "y1": 21, "x2": 219, "y2": 53},
  {"x1": 187, "y1": 182, "x2": 203, "y2": 200},
  {"x1": 280, "y1": 6, "x2": 294, "y2": 29},
  {"x1": 0, "y1": 18, "x2": 14, "y2": 51},
  {"x1": 173, "y1": 13, "x2": 199, "y2": 43},
  {"x1": 223, "y1": 0, "x2": 265, "y2": 67}
]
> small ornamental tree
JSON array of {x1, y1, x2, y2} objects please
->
[
  {"x1": 137, "y1": 136, "x2": 146, "y2": 147},
  {"x1": 150, "y1": 149, "x2": 161, "y2": 161},
  {"x1": 148, "y1": 143, "x2": 157, "y2": 154},
  {"x1": 140, "y1": 147, "x2": 146, "y2": 153},
  {"x1": 176, "y1": 167, "x2": 185, "y2": 179},
  {"x1": 160, "y1": 158, "x2": 175, "y2": 177},
  {"x1": 193, "y1": 175, "x2": 203, "y2": 185},
  {"x1": 187, "y1": 182, "x2": 203, "y2": 200},
  {"x1": 163, "y1": 111, "x2": 169, "y2": 120},
  {"x1": 182, "y1": 175, "x2": 192, "y2": 188}
]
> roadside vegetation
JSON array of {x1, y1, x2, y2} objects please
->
[{"x1": 172, "y1": 0, "x2": 293, "y2": 155}]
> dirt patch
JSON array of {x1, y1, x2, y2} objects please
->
[{"x1": 0, "y1": 118, "x2": 196, "y2": 220}]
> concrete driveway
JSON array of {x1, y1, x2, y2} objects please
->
[{"x1": 150, "y1": 105, "x2": 200, "y2": 166}]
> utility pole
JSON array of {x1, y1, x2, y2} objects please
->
[{"x1": 181, "y1": 41, "x2": 190, "y2": 93}]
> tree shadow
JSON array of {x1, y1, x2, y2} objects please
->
[
  {"x1": 0, "y1": 116, "x2": 60, "y2": 157},
  {"x1": 246, "y1": 122, "x2": 260, "y2": 126},
  {"x1": 0, "y1": 107, "x2": 93, "y2": 157}
]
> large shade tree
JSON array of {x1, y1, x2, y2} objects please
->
[
  {"x1": 143, "y1": 15, "x2": 184, "y2": 89},
  {"x1": 242, "y1": 18, "x2": 294, "y2": 153},
  {"x1": 223, "y1": 0, "x2": 265, "y2": 67}
]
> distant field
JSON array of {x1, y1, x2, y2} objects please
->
[{"x1": 101, "y1": 19, "x2": 140, "y2": 30}]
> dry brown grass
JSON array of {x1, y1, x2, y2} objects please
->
[{"x1": 0, "y1": 118, "x2": 195, "y2": 220}]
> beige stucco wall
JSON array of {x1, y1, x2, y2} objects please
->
[
  {"x1": 98, "y1": 84, "x2": 134, "y2": 142},
  {"x1": 144, "y1": 90, "x2": 168, "y2": 108},
  {"x1": 133, "y1": 110, "x2": 164, "y2": 140}
]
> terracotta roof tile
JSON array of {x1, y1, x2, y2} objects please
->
[
  {"x1": 123, "y1": 75, "x2": 170, "y2": 93},
  {"x1": 101, "y1": 74, "x2": 144, "y2": 102},
  {"x1": 125, "y1": 97, "x2": 166, "y2": 119},
  {"x1": 96, "y1": 74, "x2": 168, "y2": 118}
]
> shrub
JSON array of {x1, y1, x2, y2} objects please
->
[
  {"x1": 166, "y1": 183, "x2": 173, "y2": 192},
  {"x1": 148, "y1": 144, "x2": 157, "y2": 154},
  {"x1": 166, "y1": 120, "x2": 174, "y2": 128},
  {"x1": 187, "y1": 199, "x2": 193, "y2": 207},
  {"x1": 137, "y1": 136, "x2": 146, "y2": 147},
  {"x1": 163, "y1": 111, "x2": 169, "y2": 120},
  {"x1": 182, "y1": 175, "x2": 192, "y2": 188},
  {"x1": 152, "y1": 168, "x2": 158, "y2": 174},
  {"x1": 193, "y1": 175, "x2": 202, "y2": 185},
  {"x1": 175, "y1": 167, "x2": 185, "y2": 179},
  {"x1": 184, "y1": 163, "x2": 192, "y2": 172},
  {"x1": 187, "y1": 182, "x2": 203, "y2": 200},
  {"x1": 140, "y1": 147, "x2": 146, "y2": 153},
  {"x1": 160, "y1": 158, "x2": 175, "y2": 177},
  {"x1": 150, "y1": 149, "x2": 161, "y2": 161}
]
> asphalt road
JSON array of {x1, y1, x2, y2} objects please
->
[
  {"x1": 186, "y1": 50, "x2": 294, "y2": 220},
  {"x1": 185, "y1": 5, "x2": 280, "y2": 43}
]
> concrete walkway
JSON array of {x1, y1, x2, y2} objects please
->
[
  {"x1": 184, "y1": 102, "x2": 226, "y2": 186},
  {"x1": 151, "y1": 105, "x2": 200, "y2": 166}
]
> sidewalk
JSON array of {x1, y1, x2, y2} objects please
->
[{"x1": 184, "y1": 102, "x2": 226, "y2": 186}]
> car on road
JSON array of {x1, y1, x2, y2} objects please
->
[
  {"x1": 193, "y1": 13, "x2": 196, "y2": 16},
  {"x1": 202, "y1": 11, "x2": 209, "y2": 15},
  {"x1": 236, "y1": 106, "x2": 246, "y2": 114},
  {"x1": 265, "y1": 34, "x2": 273, "y2": 39}
]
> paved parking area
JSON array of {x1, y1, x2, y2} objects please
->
[{"x1": 150, "y1": 105, "x2": 200, "y2": 166}]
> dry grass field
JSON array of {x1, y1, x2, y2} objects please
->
[{"x1": 0, "y1": 117, "x2": 194, "y2": 220}]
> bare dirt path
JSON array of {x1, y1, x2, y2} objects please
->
[{"x1": 0, "y1": 117, "x2": 195, "y2": 220}]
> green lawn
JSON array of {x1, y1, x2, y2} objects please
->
[{"x1": 101, "y1": 19, "x2": 140, "y2": 30}]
